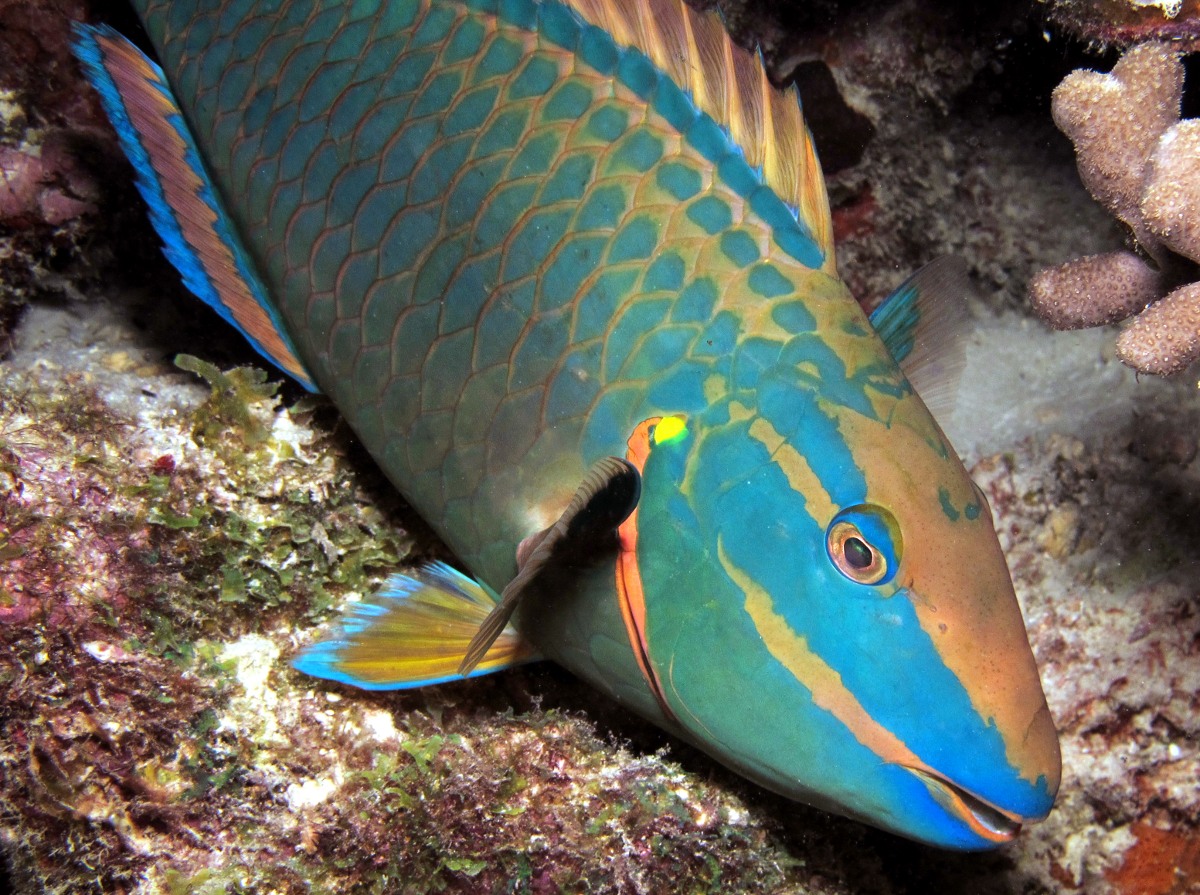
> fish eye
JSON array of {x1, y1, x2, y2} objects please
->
[
  {"x1": 826, "y1": 505, "x2": 901, "y2": 586},
  {"x1": 828, "y1": 522, "x2": 887, "y2": 584},
  {"x1": 843, "y1": 536, "x2": 874, "y2": 570}
]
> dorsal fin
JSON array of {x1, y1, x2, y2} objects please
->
[
  {"x1": 562, "y1": 0, "x2": 833, "y2": 258},
  {"x1": 72, "y1": 25, "x2": 317, "y2": 391}
]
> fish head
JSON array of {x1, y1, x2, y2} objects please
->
[{"x1": 618, "y1": 395, "x2": 1060, "y2": 849}]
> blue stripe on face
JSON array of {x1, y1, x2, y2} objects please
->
[
  {"x1": 642, "y1": 428, "x2": 1005, "y2": 847},
  {"x1": 631, "y1": 405, "x2": 1044, "y2": 847},
  {"x1": 757, "y1": 379, "x2": 868, "y2": 502}
]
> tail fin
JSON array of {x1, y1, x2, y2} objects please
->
[
  {"x1": 72, "y1": 24, "x2": 316, "y2": 390},
  {"x1": 293, "y1": 562, "x2": 538, "y2": 690}
]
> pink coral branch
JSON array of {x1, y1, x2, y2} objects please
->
[
  {"x1": 1031, "y1": 42, "x2": 1200, "y2": 376},
  {"x1": 1029, "y1": 251, "x2": 1163, "y2": 329},
  {"x1": 1117, "y1": 282, "x2": 1200, "y2": 374},
  {"x1": 1141, "y1": 120, "x2": 1200, "y2": 265},
  {"x1": 1050, "y1": 43, "x2": 1181, "y2": 252}
]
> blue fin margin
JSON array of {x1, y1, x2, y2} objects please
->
[{"x1": 870, "y1": 256, "x2": 971, "y2": 421}]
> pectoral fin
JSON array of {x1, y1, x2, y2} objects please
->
[
  {"x1": 870, "y1": 256, "x2": 972, "y2": 420},
  {"x1": 458, "y1": 457, "x2": 641, "y2": 675},
  {"x1": 293, "y1": 562, "x2": 535, "y2": 690}
]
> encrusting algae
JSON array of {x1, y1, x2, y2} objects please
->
[
  {"x1": 0, "y1": 311, "x2": 803, "y2": 894},
  {"x1": 4, "y1": 303, "x2": 1199, "y2": 892},
  {"x1": 1038, "y1": 0, "x2": 1200, "y2": 50}
]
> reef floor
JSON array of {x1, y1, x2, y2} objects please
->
[{"x1": 2, "y1": 278, "x2": 1198, "y2": 895}]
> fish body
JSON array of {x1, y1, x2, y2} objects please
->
[{"x1": 75, "y1": 0, "x2": 1061, "y2": 849}]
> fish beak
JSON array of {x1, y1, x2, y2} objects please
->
[
  {"x1": 895, "y1": 690, "x2": 1059, "y2": 846},
  {"x1": 903, "y1": 766, "x2": 1024, "y2": 844}
]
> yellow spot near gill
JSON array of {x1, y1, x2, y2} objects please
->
[
  {"x1": 716, "y1": 537, "x2": 923, "y2": 771},
  {"x1": 747, "y1": 417, "x2": 838, "y2": 526},
  {"x1": 652, "y1": 415, "x2": 688, "y2": 445},
  {"x1": 797, "y1": 361, "x2": 822, "y2": 380}
]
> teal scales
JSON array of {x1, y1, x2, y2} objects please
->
[{"x1": 138, "y1": 0, "x2": 841, "y2": 584}]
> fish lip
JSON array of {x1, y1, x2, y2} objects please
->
[{"x1": 902, "y1": 766, "x2": 1024, "y2": 843}]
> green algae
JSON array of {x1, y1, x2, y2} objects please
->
[
  {"x1": 293, "y1": 706, "x2": 790, "y2": 895},
  {"x1": 125, "y1": 355, "x2": 412, "y2": 642},
  {"x1": 0, "y1": 356, "x2": 411, "y2": 893},
  {"x1": 174, "y1": 353, "x2": 281, "y2": 448}
]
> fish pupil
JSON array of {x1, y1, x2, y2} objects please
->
[{"x1": 844, "y1": 537, "x2": 873, "y2": 569}]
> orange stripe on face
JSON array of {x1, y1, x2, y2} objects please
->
[{"x1": 615, "y1": 418, "x2": 675, "y2": 721}]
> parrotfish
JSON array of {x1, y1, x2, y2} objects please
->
[{"x1": 74, "y1": 0, "x2": 1061, "y2": 849}]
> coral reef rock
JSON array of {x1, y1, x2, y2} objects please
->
[
  {"x1": 1, "y1": 0, "x2": 1199, "y2": 892},
  {"x1": 0, "y1": 0, "x2": 183, "y2": 355},
  {"x1": 1039, "y1": 0, "x2": 1200, "y2": 50},
  {"x1": 4, "y1": 293, "x2": 1200, "y2": 895}
]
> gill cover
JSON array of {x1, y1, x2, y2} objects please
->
[{"x1": 617, "y1": 408, "x2": 1059, "y2": 849}]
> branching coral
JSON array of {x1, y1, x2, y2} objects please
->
[{"x1": 1029, "y1": 42, "x2": 1200, "y2": 375}]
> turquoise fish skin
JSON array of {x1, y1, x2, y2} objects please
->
[{"x1": 98, "y1": 0, "x2": 1060, "y2": 848}]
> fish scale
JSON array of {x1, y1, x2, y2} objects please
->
[
  {"x1": 136, "y1": 0, "x2": 855, "y2": 586},
  {"x1": 78, "y1": 0, "x2": 1063, "y2": 849}
]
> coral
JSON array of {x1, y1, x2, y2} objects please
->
[
  {"x1": 0, "y1": 308, "x2": 420, "y2": 893},
  {"x1": 0, "y1": 138, "x2": 98, "y2": 226},
  {"x1": 1140, "y1": 120, "x2": 1200, "y2": 261},
  {"x1": 2, "y1": 0, "x2": 1198, "y2": 891},
  {"x1": 1117, "y1": 281, "x2": 1200, "y2": 374},
  {"x1": 1050, "y1": 44, "x2": 1181, "y2": 244},
  {"x1": 970, "y1": 427, "x2": 1200, "y2": 894},
  {"x1": 770, "y1": 0, "x2": 1112, "y2": 312},
  {"x1": 1030, "y1": 43, "x2": 1200, "y2": 376},
  {"x1": 0, "y1": 305, "x2": 826, "y2": 895},
  {"x1": 0, "y1": 0, "x2": 178, "y2": 355},
  {"x1": 1029, "y1": 251, "x2": 1163, "y2": 328}
]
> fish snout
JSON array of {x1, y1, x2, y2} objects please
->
[
  {"x1": 900, "y1": 697, "x2": 1060, "y2": 846},
  {"x1": 910, "y1": 670, "x2": 1061, "y2": 845}
]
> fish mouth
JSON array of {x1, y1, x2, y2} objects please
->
[{"x1": 903, "y1": 766, "x2": 1023, "y2": 844}]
